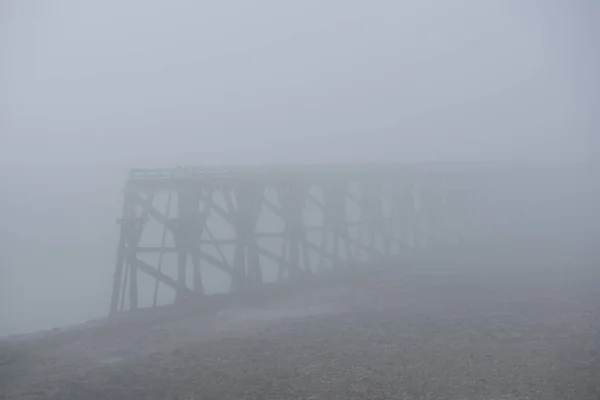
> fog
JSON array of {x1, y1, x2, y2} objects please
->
[{"x1": 1, "y1": 0, "x2": 597, "y2": 339}]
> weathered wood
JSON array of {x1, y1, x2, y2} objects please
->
[
  {"x1": 131, "y1": 257, "x2": 193, "y2": 296},
  {"x1": 110, "y1": 165, "x2": 474, "y2": 315},
  {"x1": 110, "y1": 196, "x2": 131, "y2": 315},
  {"x1": 152, "y1": 189, "x2": 173, "y2": 308}
]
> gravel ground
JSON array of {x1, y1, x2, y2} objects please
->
[{"x1": 2, "y1": 256, "x2": 599, "y2": 400}]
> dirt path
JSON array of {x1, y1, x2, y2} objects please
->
[{"x1": 2, "y1": 262, "x2": 599, "y2": 400}]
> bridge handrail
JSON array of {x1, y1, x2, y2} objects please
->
[{"x1": 128, "y1": 164, "x2": 421, "y2": 182}]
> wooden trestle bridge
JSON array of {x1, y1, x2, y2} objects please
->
[{"x1": 109, "y1": 164, "x2": 484, "y2": 315}]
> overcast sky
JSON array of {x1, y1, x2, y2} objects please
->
[
  {"x1": 2, "y1": 1, "x2": 598, "y2": 168},
  {"x1": 1, "y1": 1, "x2": 598, "y2": 335}
]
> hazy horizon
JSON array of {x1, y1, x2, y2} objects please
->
[{"x1": 1, "y1": 1, "x2": 598, "y2": 336}]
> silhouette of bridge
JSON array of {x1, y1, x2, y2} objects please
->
[{"x1": 109, "y1": 164, "x2": 488, "y2": 315}]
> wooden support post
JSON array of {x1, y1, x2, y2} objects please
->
[
  {"x1": 175, "y1": 250, "x2": 188, "y2": 303},
  {"x1": 229, "y1": 183, "x2": 264, "y2": 291},
  {"x1": 174, "y1": 190, "x2": 187, "y2": 303},
  {"x1": 191, "y1": 250, "x2": 203, "y2": 295},
  {"x1": 109, "y1": 244, "x2": 125, "y2": 315},
  {"x1": 174, "y1": 186, "x2": 203, "y2": 302},
  {"x1": 358, "y1": 179, "x2": 387, "y2": 261},
  {"x1": 128, "y1": 256, "x2": 138, "y2": 310},
  {"x1": 277, "y1": 182, "x2": 309, "y2": 278},
  {"x1": 128, "y1": 192, "x2": 153, "y2": 310},
  {"x1": 248, "y1": 240, "x2": 262, "y2": 285},
  {"x1": 110, "y1": 192, "x2": 131, "y2": 315},
  {"x1": 320, "y1": 181, "x2": 352, "y2": 270},
  {"x1": 111, "y1": 190, "x2": 152, "y2": 312}
]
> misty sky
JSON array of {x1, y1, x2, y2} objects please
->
[
  {"x1": 1, "y1": 1, "x2": 598, "y2": 335},
  {"x1": 2, "y1": 1, "x2": 598, "y2": 167}
]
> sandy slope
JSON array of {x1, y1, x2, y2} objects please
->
[{"x1": 2, "y1": 257, "x2": 599, "y2": 400}]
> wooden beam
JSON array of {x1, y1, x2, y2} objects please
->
[
  {"x1": 130, "y1": 257, "x2": 193, "y2": 296},
  {"x1": 197, "y1": 249, "x2": 233, "y2": 275}
]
